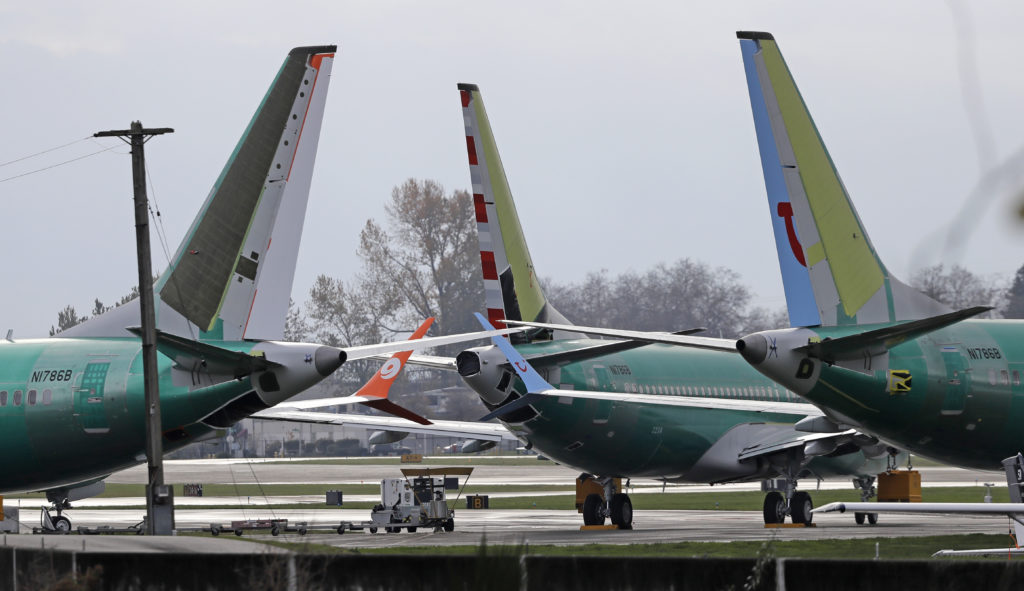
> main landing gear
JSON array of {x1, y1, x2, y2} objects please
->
[
  {"x1": 579, "y1": 475, "x2": 633, "y2": 529},
  {"x1": 761, "y1": 482, "x2": 813, "y2": 525},
  {"x1": 761, "y1": 452, "x2": 814, "y2": 525},
  {"x1": 852, "y1": 475, "x2": 878, "y2": 526}
]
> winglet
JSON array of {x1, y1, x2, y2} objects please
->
[
  {"x1": 474, "y1": 313, "x2": 552, "y2": 393},
  {"x1": 355, "y1": 318, "x2": 435, "y2": 425}
]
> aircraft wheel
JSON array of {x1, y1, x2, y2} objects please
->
[
  {"x1": 298, "y1": 526, "x2": 307, "y2": 536},
  {"x1": 790, "y1": 491, "x2": 813, "y2": 525},
  {"x1": 854, "y1": 512, "x2": 865, "y2": 525},
  {"x1": 443, "y1": 518, "x2": 455, "y2": 532},
  {"x1": 211, "y1": 526, "x2": 221, "y2": 536},
  {"x1": 234, "y1": 528, "x2": 244, "y2": 537},
  {"x1": 408, "y1": 527, "x2": 417, "y2": 533},
  {"x1": 763, "y1": 492, "x2": 786, "y2": 524},
  {"x1": 52, "y1": 516, "x2": 72, "y2": 533},
  {"x1": 271, "y1": 526, "x2": 280, "y2": 536},
  {"x1": 867, "y1": 513, "x2": 878, "y2": 525},
  {"x1": 369, "y1": 527, "x2": 378, "y2": 534},
  {"x1": 582, "y1": 494, "x2": 604, "y2": 526},
  {"x1": 337, "y1": 526, "x2": 346, "y2": 535},
  {"x1": 609, "y1": 493, "x2": 633, "y2": 530}
]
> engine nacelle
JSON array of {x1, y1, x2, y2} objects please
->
[
  {"x1": 460, "y1": 439, "x2": 497, "y2": 454},
  {"x1": 368, "y1": 430, "x2": 409, "y2": 445},
  {"x1": 456, "y1": 345, "x2": 517, "y2": 406}
]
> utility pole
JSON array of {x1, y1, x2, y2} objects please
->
[{"x1": 94, "y1": 122, "x2": 174, "y2": 535}]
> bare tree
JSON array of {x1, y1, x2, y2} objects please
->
[
  {"x1": 1004, "y1": 264, "x2": 1024, "y2": 318},
  {"x1": 547, "y1": 259, "x2": 776, "y2": 338},
  {"x1": 910, "y1": 264, "x2": 1006, "y2": 317},
  {"x1": 358, "y1": 179, "x2": 483, "y2": 338}
]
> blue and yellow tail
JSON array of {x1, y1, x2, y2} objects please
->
[{"x1": 738, "y1": 32, "x2": 947, "y2": 327}]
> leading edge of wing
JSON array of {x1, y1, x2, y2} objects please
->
[
  {"x1": 251, "y1": 408, "x2": 517, "y2": 442},
  {"x1": 500, "y1": 320, "x2": 738, "y2": 353},
  {"x1": 814, "y1": 502, "x2": 1024, "y2": 516},
  {"x1": 342, "y1": 327, "x2": 523, "y2": 360}
]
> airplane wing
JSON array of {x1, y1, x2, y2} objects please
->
[
  {"x1": 272, "y1": 319, "x2": 438, "y2": 425},
  {"x1": 368, "y1": 353, "x2": 457, "y2": 371},
  {"x1": 814, "y1": 501, "x2": 1024, "y2": 517},
  {"x1": 341, "y1": 327, "x2": 522, "y2": 360},
  {"x1": 482, "y1": 387, "x2": 824, "y2": 420},
  {"x1": 817, "y1": 453, "x2": 1024, "y2": 541},
  {"x1": 500, "y1": 320, "x2": 738, "y2": 353},
  {"x1": 251, "y1": 408, "x2": 518, "y2": 442},
  {"x1": 471, "y1": 313, "x2": 821, "y2": 421}
]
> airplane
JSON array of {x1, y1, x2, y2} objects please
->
[
  {"x1": 502, "y1": 32, "x2": 1018, "y2": 481},
  {"x1": 441, "y1": 83, "x2": 906, "y2": 528},
  {"x1": 2, "y1": 46, "x2": 515, "y2": 532}
]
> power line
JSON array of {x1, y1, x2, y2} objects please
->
[
  {"x1": 0, "y1": 144, "x2": 121, "y2": 184},
  {"x1": 0, "y1": 136, "x2": 91, "y2": 168}
]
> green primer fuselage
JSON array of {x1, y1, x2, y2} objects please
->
[
  {"x1": 788, "y1": 319, "x2": 1024, "y2": 470},
  {"x1": 494, "y1": 339, "x2": 885, "y2": 482},
  {"x1": 0, "y1": 338, "x2": 260, "y2": 493}
]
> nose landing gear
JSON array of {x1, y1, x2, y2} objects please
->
[{"x1": 38, "y1": 497, "x2": 74, "y2": 533}]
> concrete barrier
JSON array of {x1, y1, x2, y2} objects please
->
[{"x1": 1, "y1": 545, "x2": 1023, "y2": 590}]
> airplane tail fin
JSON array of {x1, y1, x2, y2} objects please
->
[
  {"x1": 63, "y1": 46, "x2": 336, "y2": 340},
  {"x1": 274, "y1": 318, "x2": 436, "y2": 425},
  {"x1": 737, "y1": 32, "x2": 948, "y2": 327},
  {"x1": 355, "y1": 319, "x2": 434, "y2": 425},
  {"x1": 458, "y1": 83, "x2": 573, "y2": 341}
]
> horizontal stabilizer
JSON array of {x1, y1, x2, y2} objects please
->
[
  {"x1": 127, "y1": 327, "x2": 279, "y2": 378},
  {"x1": 342, "y1": 327, "x2": 523, "y2": 360},
  {"x1": 796, "y1": 306, "x2": 992, "y2": 363},
  {"x1": 501, "y1": 320, "x2": 737, "y2": 353},
  {"x1": 370, "y1": 353, "x2": 457, "y2": 371},
  {"x1": 514, "y1": 328, "x2": 709, "y2": 369},
  {"x1": 251, "y1": 408, "x2": 516, "y2": 441}
]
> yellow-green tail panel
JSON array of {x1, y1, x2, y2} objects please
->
[{"x1": 761, "y1": 40, "x2": 884, "y2": 318}]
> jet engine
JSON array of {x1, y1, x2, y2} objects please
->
[{"x1": 456, "y1": 345, "x2": 538, "y2": 423}]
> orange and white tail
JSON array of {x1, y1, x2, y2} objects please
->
[{"x1": 356, "y1": 318, "x2": 434, "y2": 425}]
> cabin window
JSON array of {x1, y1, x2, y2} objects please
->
[
  {"x1": 27, "y1": 390, "x2": 36, "y2": 405},
  {"x1": 42, "y1": 389, "x2": 52, "y2": 405},
  {"x1": 0, "y1": 391, "x2": 5, "y2": 406},
  {"x1": 1001, "y1": 370, "x2": 1010, "y2": 386},
  {"x1": 1014, "y1": 371, "x2": 1021, "y2": 387},
  {"x1": 13, "y1": 390, "x2": 22, "y2": 406},
  {"x1": 989, "y1": 368, "x2": 997, "y2": 385}
]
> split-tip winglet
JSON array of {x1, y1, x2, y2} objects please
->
[{"x1": 472, "y1": 313, "x2": 553, "y2": 393}]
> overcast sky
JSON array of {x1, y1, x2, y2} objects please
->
[{"x1": 2, "y1": 2, "x2": 1023, "y2": 338}]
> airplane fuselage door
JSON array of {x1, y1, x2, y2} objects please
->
[
  {"x1": 74, "y1": 362, "x2": 111, "y2": 434},
  {"x1": 940, "y1": 346, "x2": 970, "y2": 416}
]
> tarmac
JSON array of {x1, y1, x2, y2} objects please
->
[{"x1": 2, "y1": 457, "x2": 1012, "y2": 552}]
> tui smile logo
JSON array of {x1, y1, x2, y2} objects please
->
[{"x1": 777, "y1": 202, "x2": 806, "y2": 267}]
